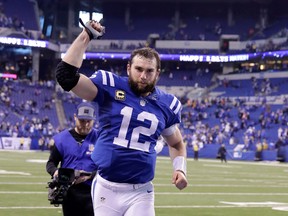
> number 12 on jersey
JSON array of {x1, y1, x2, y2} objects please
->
[{"x1": 113, "y1": 106, "x2": 159, "y2": 152}]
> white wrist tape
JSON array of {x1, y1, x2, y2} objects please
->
[{"x1": 173, "y1": 156, "x2": 187, "y2": 176}]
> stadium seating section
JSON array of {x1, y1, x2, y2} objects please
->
[{"x1": 0, "y1": 0, "x2": 288, "y2": 161}]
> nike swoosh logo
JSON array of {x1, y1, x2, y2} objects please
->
[{"x1": 147, "y1": 190, "x2": 153, "y2": 193}]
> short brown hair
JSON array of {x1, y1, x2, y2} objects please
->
[{"x1": 129, "y1": 47, "x2": 161, "y2": 71}]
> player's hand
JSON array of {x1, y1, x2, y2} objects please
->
[
  {"x1": 79, "y1": 18, "x2": 105, "y2": 40},
  {"x1": 172, "y1": 170, "x2": 188, "y2": 190}
]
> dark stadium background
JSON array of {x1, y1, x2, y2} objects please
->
[{"x1": 0, "y1": 0, "x2": 288, "y2": 162}]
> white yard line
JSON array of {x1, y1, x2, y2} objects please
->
[
  {"x1": 0, "y1": 191, "x2": 288, "y2": 196},
  {"x1": 0, "y1": 205, "x2": 287, "y2": 210},
  {"x1": 1, "y1": 182, "x2": 288, "y2": 187},
  {"x1": 156, "y1": 192, "x2": 288, "y2": 195}
]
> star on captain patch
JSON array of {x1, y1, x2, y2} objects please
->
[{"x1": 115, "y1": 90, "x2": 126, "y2": 101}]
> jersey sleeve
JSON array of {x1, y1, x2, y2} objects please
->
[
  {"x1": 89, "y1": 70, "x2": 116, "y2": 106},
  {"x1": 161, "y1": 93, "x2": 182, "y2": 129}
]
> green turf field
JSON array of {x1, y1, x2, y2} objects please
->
[{"x1": 0, "y1": 150, "x2": 287, "y2": 216}]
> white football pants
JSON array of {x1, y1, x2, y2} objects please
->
[{"x1": 91, "y1": 174, "x2": 155, "y2": 216}]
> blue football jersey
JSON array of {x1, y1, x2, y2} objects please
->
[
  {"x1": 90, "y1": 70, "x2": 182, "y2": 184},
  {"x1": 54, "y1": 129, "x2": 98, "y2": 185}
]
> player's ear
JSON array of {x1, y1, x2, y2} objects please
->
[
  {"x1": 127, "y1": 64, "x2": 130, "y2": 76},
  {"x1": 156, "y1": 69, "x2": 160, "y2": 80}
]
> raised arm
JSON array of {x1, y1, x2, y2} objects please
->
[
  {"x1": 56, "y1": 20, "x2": 104, "y2": 101},
  {"x1": 63, "y1": 30, "x2": 90, "y2": 68}
]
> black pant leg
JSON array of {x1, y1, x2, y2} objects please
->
[{"x1": 62, "y1": 184, "x2": 94, "y2": 216}]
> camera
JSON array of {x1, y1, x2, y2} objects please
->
[{"x1": 47, "y1": 168, "x2": 75, "y2": 206}]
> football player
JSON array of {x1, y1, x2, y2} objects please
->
[{"x1": 56, "y1": 20, "x2": 188, "y2": 216}]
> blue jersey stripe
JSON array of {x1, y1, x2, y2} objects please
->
[
  {"x1": 101, "y1": 70, "x2": 115, "y2": 87},
  {"x1": 107, "y1": 72, "x2": 115, "y2": 87},
  {"x1": 174, "y1": 101, "x2": 181, "y2": 114},
  {"x1": 169, "y1": 97, "x2": 177, "y2": 110},
  {"x1": 100, "y1": 70, "x2": 107, "y2": 85},
  {"x1": 169, "y1": 96, "x2": 181, "y2": 114}
]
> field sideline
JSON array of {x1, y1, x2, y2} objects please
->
[{"x1": 0, "y1": 150, "x2": 287, "y2": 216}]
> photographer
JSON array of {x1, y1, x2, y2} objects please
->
[{"x1": 46, "y1": 102, "x2": 98, "y2": 216}]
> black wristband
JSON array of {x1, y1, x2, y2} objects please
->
[{"x1": 55, "y1": 61, "x2": 80, "y2": 91}]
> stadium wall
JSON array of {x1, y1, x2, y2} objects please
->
[
  {"x1": 0, "y1": 139, "x2": 287, "y2": 162},
  {"x1": 157, "y1": 145, "x2": 288, "y2": 162}
]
